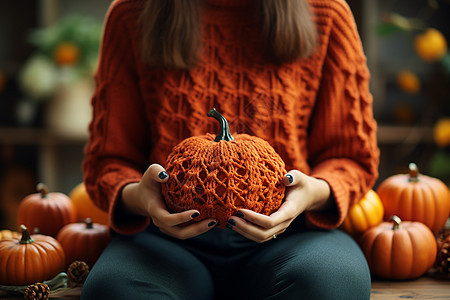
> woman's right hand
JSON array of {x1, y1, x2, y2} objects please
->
[{"x1": 121, "y1": 163, "x2": 217, "y2": 239}]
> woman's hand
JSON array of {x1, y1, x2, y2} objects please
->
[
  {"x1": 227, "y1": 170, "x2": 333, "y2": 243},
  {"x1": 121, "y1": 163, "x2": 217, "y2": 240}
]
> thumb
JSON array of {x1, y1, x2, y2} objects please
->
[{"x1": 143, "y1": 163, "x2": 169, "y2": 184}]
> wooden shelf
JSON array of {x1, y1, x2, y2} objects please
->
[
  {"x1": 0, "y1": 125, "x2": 433, "y2": 146},
  {"x1": 0, "y1": 127, "x2": 87, "y2": 146},
  {"x1": 0, "y1": 127, "x2": 86, "y2": 193},
  {"x1": 376, "y1": 125, "x2": 433, "y2": 144}
]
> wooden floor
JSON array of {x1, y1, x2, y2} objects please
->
[{"x1": 371, "y1": 276, "x2": 450, "y2": 299}]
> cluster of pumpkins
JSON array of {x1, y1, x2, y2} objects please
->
[
  {"x1": 0, "y1": 122, "x2": 450, "y2": 285},
  {"x1": 340, "y1": 163, "x2": 450, "y2": 280},
  {"x1": 0, "y1": 182, "x2": 110, "y2": 287}
]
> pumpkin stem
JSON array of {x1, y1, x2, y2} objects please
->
[
  {"x1": 37, "y1": 183, "x2": 49, "y2": 198},
  {"x1": 85, "y1": 218, "x2": 93, "y2": 229},
  {"x1": 19, "y1": 225, "x2": 35, "y2": 244},
  {"x1": 408, "y1": 163, "x2": 419, "y2": 182},
  {"x1": 391, "y1": 215, "x2": 402, "y2": 230},
  {"x1": 207, "y1": 108, "x2": 234, "y2": 142}
]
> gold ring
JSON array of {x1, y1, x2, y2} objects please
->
[{"x1": 273, "y1": 234, "x2": 277, "y2": 239}]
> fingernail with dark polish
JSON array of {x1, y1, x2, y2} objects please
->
[
  {"x1": 208, "y1": 221, "x2": 216, "y2": 227},
  {"x1": 286, "y1": 174, "x2": 293, "y2": 184},
  {"x1": 191, "y1": 212, "x2": 200, "y2": 219},
  {"x1": 228, "y1": 219, "x2": 236, "y2": 226},
  {"x1": 159, "y1": 171, "x2": 169, "y2": 180},
  {"x1": 226, "y1": 224, "x2": 233, "y2": 230},
  {"x1": 236, "y1": 211, "x2": 245, "y2": 218}
]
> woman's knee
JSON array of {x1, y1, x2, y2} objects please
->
[
  {"x1": 283, "y1": 230, "x2": 371, "y2": 299},
  {"x1": 81, "y1": 233, "x2": 215, "y2": 300},
  {"x1": 82, "y1": 263, "x2": 212, "y2": 300},
  {"x1": 81, "y1": 266, "x2": 128, "y2": 299},
  {"x1": 243, "y1": 230, "x2": 371, "y2": 300}
]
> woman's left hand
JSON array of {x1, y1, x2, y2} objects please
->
[{"x1": 227, "y1": 170, "x2": 333, "y2": 243}]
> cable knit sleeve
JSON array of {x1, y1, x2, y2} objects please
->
[
  {"x1": 305, "y1": 0, "x2": 379, "y2": 229},
  {"x1": 82, "y1": 0, "x2": 151, "y2": 235}
]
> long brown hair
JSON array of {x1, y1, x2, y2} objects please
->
[{"x1": 139, "y1": 0, "x2": 317, "y2": 69}]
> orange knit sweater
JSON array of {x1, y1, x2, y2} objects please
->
[{"x1": 83, "y1": 0, "x2": 379, "y2": 235}]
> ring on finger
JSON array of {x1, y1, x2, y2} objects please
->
[{"x1": 272, "y1": 234, "x2": 277, "y2": 239}]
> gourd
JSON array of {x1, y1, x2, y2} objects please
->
[
  {"x1": 340, "y1": 190, "x2": 384, "y2": 236},
  {"x1": 69, "y1": 182, "x2": 109, "y2": 225},
  {"x1": 163, "y1": 108, "x2": 286, "y2": 227},
  {"x1": 56, "y1": 218, "x2": 111, "y2": 268},
  {"x1": 0, "y1": 229, "x2": 20, "y2": 240},
  {"x1": 17, "y1": 183, "x2": 77, "y2": 237},
  {"x1": 0, "y1": 225, "x2": 66, "y2": 286},
  {"x1": 377, "y1": 163, "x2": 450, "y2": 233},
  {"x1": 359, "y1": 216, "x2": 437, "y2": 280}
]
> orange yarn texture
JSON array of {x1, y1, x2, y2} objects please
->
[{"x1": 162, "y1": 111, "x2": 286, "y2": 227}]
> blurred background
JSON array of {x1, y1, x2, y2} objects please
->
[{"x1": 0, "y1": 0, "x2": 449, "y2": 230}]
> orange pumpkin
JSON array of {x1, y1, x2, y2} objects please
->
[
  {"x1": 0, "y1": 225, "x2": 66, "y2": 286},
  {"x1": 360, "y1": 216, "x2": 437, "y2": 280},
  {"x1": 69, "y1": 182, "x2": 109, "y2": 225},
  {"x1": 0, "y1": 229, "x2": 20, "y2": 240},
  {"x1": 56, "y1": 218, "x2": 111, "y2": 268},
  {"x1": 377, "y1": 163, "x2": 450, "y2": 233},
  {"x1": 162, "y1": 108, "x2": 286, "y2": 227},
  {"x1": 17, "y1": 183, "x2": 77, "y2": 237},
  {"x1": 340, "y1": 190, "x2": 384, "y2": 236}
]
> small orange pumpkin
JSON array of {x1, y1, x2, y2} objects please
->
[
  {"x1": 0, "y1": 225, "x2": 66, "y2": 286},
  {"x1": 360, "y1": 216, "x2": 437, "y2": 280},
  {"x1": 17, "y1": 183, "x2": 77, "y2": 237},
  {"x1": 162, "y1": 109, "x2": 286, "y2": 227},
  {"x1": 0, "y1": 229, "x2": 20, "y2": 240},
  {"x1": 340, "y1": 190, "x2": 384, "y2": 236},
  {"x1": 69, "y1": 182, "x2": 109, "y2": 225},
  {"x1": 377, "y1": 163, "x2": 450, "y2": 233},
  {"x1": 56, "y1": 218, "x2": 111, "y2": 268}
]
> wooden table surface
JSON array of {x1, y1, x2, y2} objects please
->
[
  {"x1": 371, "y1": 276, "x2": 450, "y2": 299},
  {"x1": 1, "y1": 276, "x2": 448, "y2": 299}
]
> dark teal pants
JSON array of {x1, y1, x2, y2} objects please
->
[{"x1": 81, "y1": 222, "x2": 371, "y2": 300}]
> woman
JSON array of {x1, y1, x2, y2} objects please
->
[{"x1": 81, "y1": 0, "x2": 379, "y2": 299}]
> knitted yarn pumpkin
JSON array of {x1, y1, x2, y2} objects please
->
[{"x1": 162, "y1": 108, "x2": 286, "y2": 227}]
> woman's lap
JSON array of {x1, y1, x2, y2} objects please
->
[{"x1": 81, "y1": 227, "x2": 370, "y2": 300}]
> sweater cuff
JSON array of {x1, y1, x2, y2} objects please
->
[
  {"x1": 304, "y1": 174, "x2": 349, "y2": 229},
  {"x1": 109, "y1": 179, "x2": 150, "y2": 235}
]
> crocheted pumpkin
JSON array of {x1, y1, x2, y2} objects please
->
[{"x1": 163, "y1": 108, "x2": 286, "y2": 227}]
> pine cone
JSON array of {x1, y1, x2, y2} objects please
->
[
  {"x1": 24, "y1": 282, "x2": 50, "y2": 300},
  {"x1": 436, "y1": 235, "x2": 450, "y2": 276},
  {"x1": 67, "y1": 260, "x2": 90, "y2": 287}
]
